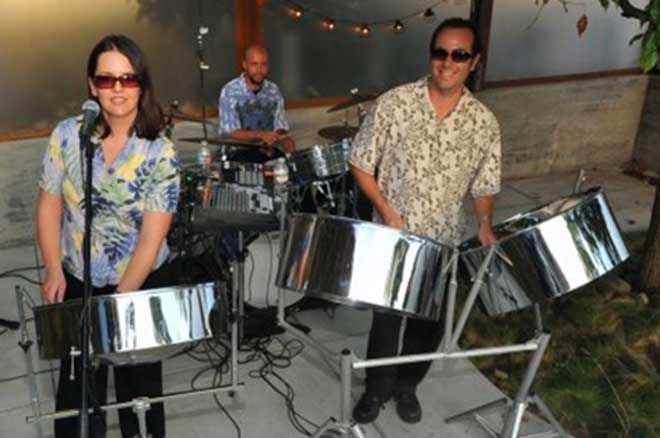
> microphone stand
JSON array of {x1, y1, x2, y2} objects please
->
[{"x1": 79, "y1": 133, "x2": 97, "y2": 438}]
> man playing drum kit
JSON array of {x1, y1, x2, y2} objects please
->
[
  {"x1": 218, "y1": 44, "x2": 295, "y2": 160},
  {"x1": 349, "y1": 18, "x2": 501, "y2": 424}
]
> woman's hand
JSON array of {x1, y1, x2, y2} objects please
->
[{"x1": 42, "y1": 267, "x2": 66, "y2": 303}]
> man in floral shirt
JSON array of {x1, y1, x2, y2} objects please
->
[{"x1": 349, "y1": 18, "x2": 501, "y2": 424}]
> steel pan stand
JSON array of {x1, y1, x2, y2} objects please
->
[
  {"x1": 443, "y1": 248, "x2": 568, "y2": 438},
  {"x1": 21, "y1": 281, "x2": 244, "y2": 437},
  {"x1": 299, "y1": 245, "x2": 559, "y2": 438},
  {"x1": 14, "y1": 286, "x2": 45, "y2": 438}
]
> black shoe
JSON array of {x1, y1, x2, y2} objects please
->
[
  {"x1": 353, "y1": 393, "x2": 387, "y2": 424},
  {"x1": 394, "y1": 391, "x2": 422, "y2": 423}
]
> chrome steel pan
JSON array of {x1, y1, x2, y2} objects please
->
[
  {"x1": 276, "y1": 214, "x2": 453, "y2": 320},
  {"x1": 33, "y1": 283, "x2": 219, "y2": 365},
  {"x1": 460, "y1": 188, "x2": 629, "y2": 316}
]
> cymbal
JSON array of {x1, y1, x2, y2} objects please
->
[
  {"x1": 318, "y1": 125, "x2": 359, "y2": 141},
  {"x1": 178, "y1": 136, "x2": 265, "y2": 148},
  {"x1": 167, "y1": 110, "x2": 208, "y2": 123},
  {"x1": 327, "y1": 93, "x2": 378, "y2": 113}
]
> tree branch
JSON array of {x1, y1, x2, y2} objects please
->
[{"x1": 616, "y1": 0, "x2": 648, "y2": 22}]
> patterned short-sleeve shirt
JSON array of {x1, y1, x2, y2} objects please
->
[
  {"x1": 218, "y1": 74, "x2": 289, "y2": 135},
  {"x1": 39, "y1": 116, "x2": 181, "y2": 287},
  {"x1": 349, "y1": 77, "x2": 501, "y2": 245}
]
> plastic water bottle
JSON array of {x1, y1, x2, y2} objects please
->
[
  {"x1": 273, "y1": 157, "x2": 289, "y2": 185},
  {"x1": 341, "y1": 137, "x2": 351, "y2": 160},
  {"x1": 197, "y1": 146, "x2": 211, "y2": 169}
]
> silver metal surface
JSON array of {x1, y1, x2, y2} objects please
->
[
  {"x1": 290, "y1": 141, "x2": 351, "y2": 182},
  {"x1": 33, "y1": 283, "x2": 218, "y2": 365},
  {"x1": 276, "y1": 213, "x2": 453, "y2": 320},
  {"x1": 460, "y1": 188, "x2": 629, "y2": 316}
]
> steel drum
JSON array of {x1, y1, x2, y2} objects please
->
[
  {"x1": 276, "y1": 214, "x2": 453, "y2": 320},
  {"x1": 460, "y1": 188, "x2": 629, "y2": 316},
  {"x1": 33, "y1": 283, "x2": 220, "y2": 365}
]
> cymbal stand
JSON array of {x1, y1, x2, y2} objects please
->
[{"x1": 196, "y1": 25, "x2": 210, "y2": 144}]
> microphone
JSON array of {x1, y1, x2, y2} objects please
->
[{"x1": 79, "y1": 99, "x2": 100, "y2": 139}]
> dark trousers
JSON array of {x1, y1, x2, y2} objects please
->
[
  {"x1": 55, "y1": 266, "x2": 173, "y2": 438},
  {"x1": 365, "y1": 311, "x2": 444, "y2": 398}
]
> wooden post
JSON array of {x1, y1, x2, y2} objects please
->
[
  {"x1": 469, "y1": 0, "x2": 494, "y2": 91},
  {"x1": 234, "y1": 0, "x2": 266, "y2": 71}
]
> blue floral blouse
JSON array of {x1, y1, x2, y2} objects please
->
[{"x1": 38, "y1": 116, "x2": 181, "y2": 288}]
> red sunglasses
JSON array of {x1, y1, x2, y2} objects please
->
[{"x1": 92, "y1": 74, "x2": 141, "y2": 89}]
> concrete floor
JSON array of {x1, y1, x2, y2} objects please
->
[{"x1": 0, "y1": 162, "x2": 655, "y2": 437}]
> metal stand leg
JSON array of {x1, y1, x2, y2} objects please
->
[
  {"x1": 446, "y1": 334, "x2": 566, "y2": 438},
  {"x1": 450, "y1": 245, "x2": 497, "y2": 349},
  {"x1": 15, "y1": 286, "x2": 44, "y2": 438},
  {"x1": 131, "y1": 397, "x2": 152, "y2": 438},
  {"x1": 442, "y1": 249, "x2": 460, "y2": 352},
  {"x1": 309, "y1": 350, "x2": 366, "y2": 438}
]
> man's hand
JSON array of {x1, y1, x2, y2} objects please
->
[
  {"x1": 260, "y1": 131, "x2": 281, "y2": 145},
  {"x1": 382, "y1": 206, "x2": 405, "y2": 230},
  {"x1": 278, "y1": 136, "x2": 296, "y2": 154},
  {"x1": 477, "y1": 221, "x2": 498, "y2": 246},
  {"x1": 42, "y1": 267, "x2": 66, "y2": 304}
]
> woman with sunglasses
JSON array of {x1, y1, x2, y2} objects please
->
[{"x1": 37, "y1": 34, "x2": 179, "y2": 438}]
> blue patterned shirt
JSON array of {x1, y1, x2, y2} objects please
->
[
  {"x1": 218, "y1": 74, "x2": 289, "y2": 135},
  {"x1": 38, "y1": 116, "x2": 181, "y2": 287}
]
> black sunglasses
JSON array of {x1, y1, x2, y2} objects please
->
[{"x1": 430, "y1": 48, "x2": 473, "y2": 63}]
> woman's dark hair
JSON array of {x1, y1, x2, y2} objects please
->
[
  {"x1": 87, "y1": 34, "x2": 163, "y2": 140},
  {"x1": 429, "y1": 18, "x2": 481, "y2": 56}
]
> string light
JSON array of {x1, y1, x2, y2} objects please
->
[
  {"x1": 288, "y1": 6, "x2": 303, "y2": 20},
  {"x1": 321, "y1": 19, "x2": 336, "y2": 30},
  {"x1": 283, "y1": 1, "x2": 446, "y2": 37}
]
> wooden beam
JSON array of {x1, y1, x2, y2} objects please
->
[{"x1": 235, "y1": 0, "x2": 266, "y2": 72}]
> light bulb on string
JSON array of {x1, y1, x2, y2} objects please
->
[
  {"x1": 358, "y1": 23, "x2": 370, "y2": 37},
  {"x1": 393, "y1": 20, "x2": 404, "y2": 33},
  {"x1": 288, "y1": 6, "x2": 303, "y2": 20},
  {"x1": 321, "y1": 19, "x2": 336, "y2": 30}
]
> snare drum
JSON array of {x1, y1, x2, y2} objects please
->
[{"x1": 290, "y1": 140, "x2": 351, "y2": 183}]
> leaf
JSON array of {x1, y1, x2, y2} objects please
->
[
  {"x1": 599, "y1": 0, "x2": 610, "y2": 10},
  {"x1": 652, "y1": 0, "x2": 660, "y2": 22},
  {"x1": 640, "y1": 30, "x2": 659, "y2": 72},
  {"x1": 577, "y1": 14, "x2": 589, "y2": 36}
]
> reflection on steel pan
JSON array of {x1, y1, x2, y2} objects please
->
[
  {"x1": 276, "y1": 214, "x2": 453, "y2": 320},
  {"x1": 460, "y1": 188, "x2": 629, "y2": 316},
  {"x1": 33, "y1": 283, "x2": 220, "y2": 365}
]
